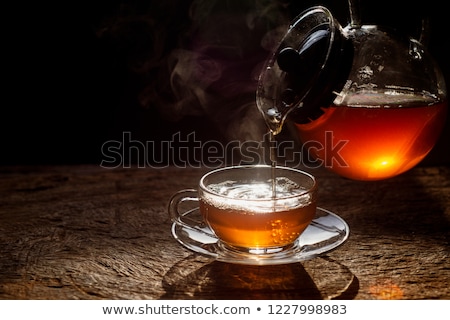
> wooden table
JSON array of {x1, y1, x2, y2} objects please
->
[{"x1": 0, "y1": 164, "x2": 449, "y2": 300}]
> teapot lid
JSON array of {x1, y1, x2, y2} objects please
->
[{"x1": 257, "y1": 6, "x2": 353, "y2": 131}]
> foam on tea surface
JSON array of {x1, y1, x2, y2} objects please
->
[
  {"x1": 204, "y1": 177, "x2": 312, "y2": 213},
  {"x1": 208, "y1": 177, "x2": 303, "y2": 198}
]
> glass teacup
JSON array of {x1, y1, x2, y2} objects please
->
[{"x1": 168, "y1": 165, "x2": 317, "y2": 255}]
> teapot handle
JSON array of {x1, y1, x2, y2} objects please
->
[{"x1": 348, "y1": 0, "x2": 430, "y2": 47}]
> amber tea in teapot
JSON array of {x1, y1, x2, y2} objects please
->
[{"x1": 295, "y1": 93, "x2": 447, "y2": 180}]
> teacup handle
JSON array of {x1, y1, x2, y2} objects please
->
[{"x1": 168, "y1": 189, "x2": 212, "y2": 236}]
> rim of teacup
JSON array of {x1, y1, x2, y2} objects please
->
[{"x1": 198, "y1": 164, "x2": 317, "y2": 202}]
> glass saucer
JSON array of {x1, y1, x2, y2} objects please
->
[{"x1": 171, "y1": 207, "x2": 349, "y2": 265}]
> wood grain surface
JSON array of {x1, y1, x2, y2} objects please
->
[{"x1": 0, "y1": 165, "x2": 449, "y2": 300}]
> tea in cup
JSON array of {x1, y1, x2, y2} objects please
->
[{"x1": 168, "y1": 165, "x2": 317, "y2": 254}]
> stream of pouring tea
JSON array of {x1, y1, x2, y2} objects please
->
[
  {"x1": 263, "y1": 102, "x2": 288, "y2": 199},
  {"x1": 269, "y1": 128, "x2": 282, "y2": 199},
  {"x1": 269, "y1": 131, "x2": 277, "y2": 198}
]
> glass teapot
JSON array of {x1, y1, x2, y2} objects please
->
[{"x1": 256, "y1": 4, "x2": 447, "y2": 181}]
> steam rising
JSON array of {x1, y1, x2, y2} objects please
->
[{"x1": 98, "y1": 0, "x2": 292, "y2": 141}]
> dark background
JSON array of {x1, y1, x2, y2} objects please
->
[{"x1": 2, "y1": 0, "x2": 449, "y2": 166}]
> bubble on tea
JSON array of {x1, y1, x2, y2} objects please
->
[{"x1": 273, "y1": 176, "x2": 306, "y2": 196}]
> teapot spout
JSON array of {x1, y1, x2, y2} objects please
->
[{"x1": 256, "y1": 88, "x2": 294, "y2": 135}]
